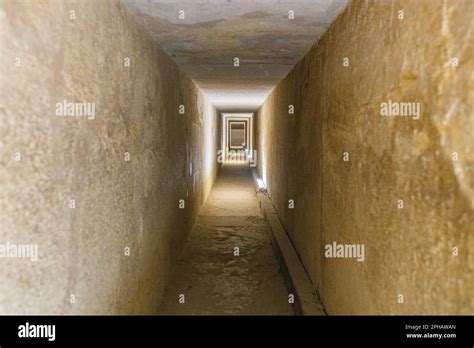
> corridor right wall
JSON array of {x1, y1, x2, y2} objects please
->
[{"x1": 255, "y1": 0, "x2": 473, "y2": 314}]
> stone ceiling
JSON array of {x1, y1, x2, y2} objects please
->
[{"x1": 123, "y1": 0, "x2": 349, "y2": 111}]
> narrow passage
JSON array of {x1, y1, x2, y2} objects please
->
[{"x1": 158, "y1": 163, "x2": 293, "y2": 315}]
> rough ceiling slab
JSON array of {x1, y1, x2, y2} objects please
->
[{"x1": 123, "y1": 0, "x2": 349, "y2": 111}]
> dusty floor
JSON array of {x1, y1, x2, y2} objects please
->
[{"x1": 158, "y1": 163, "x2": 294, "y2": 315}]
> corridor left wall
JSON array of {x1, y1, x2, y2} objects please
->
[{"x1": 0, "y1": 0, "x2": 219, "y2": 314}]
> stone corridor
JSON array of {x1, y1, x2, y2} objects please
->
[{"x1": 1, "y1": 0, "x2": 471, "y2": 317}]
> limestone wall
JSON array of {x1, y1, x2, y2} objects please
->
[
  {"x1": 0, "y1": 0, "x2": 219, "y2": 314},
  {"x1": 256, "y1": 0, "x2": 473, "y2": 314}
]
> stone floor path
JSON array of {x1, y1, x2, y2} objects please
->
[{"x1": 158, "y1": 163, "x2": 293, "y2": 315}]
